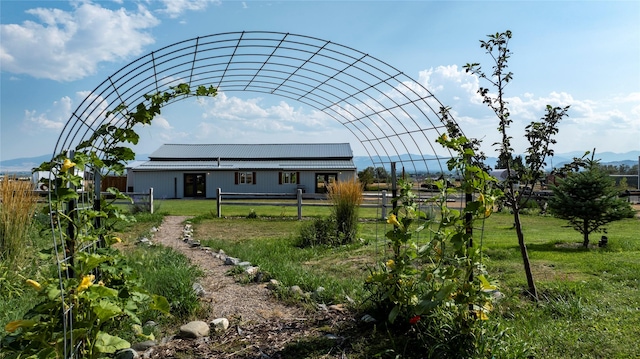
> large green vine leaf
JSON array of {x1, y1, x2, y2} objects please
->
[
  {"x1": 92, "y1": 300, "x2": 122, "y2": 323},
  {"x1": 94, "y1": 331, "x2": 130, "y2": 354}
]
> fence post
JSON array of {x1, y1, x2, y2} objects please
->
[
  {"x1": 149, "y1": 187, "x2": 154, "y2": 214},
  {"x1": 391, "y1": 162, "x2": 397, "y2": 210},
  {"x1": 381, "y1": 190, "x2": 388, "y2": 219},
  {"x1": 65, "y1": 150, "x2": 76, "y2": 279},
  {"x1": 217, "y1": 188, "x2": 222, "y2": 218},
  {"x1": 94, "y1": 169, "x2": 103, "y2": 247},
  {"x1": 297, "y1": 189, "x2": 302, "y2": 220}
]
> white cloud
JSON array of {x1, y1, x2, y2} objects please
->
[
  {"x1": 152, "y1": 116, "x2": 174, "y2": 130},
  {"x1": 22, "y1": 90, "x2": 113, "y2": 136},
  {"x1": 0, "y1": 2, "x2": 159, "y2": 81},
  {"x1": 23, "y1": 96, "x2": 72, "y2": 131},
  {"x1": 199, "y1": 92, "x2": 334, "y2": 133},
  {"x1": 156, "y1": 0, "x2": 220, "y2": 18},
  {"x1": 418, "y1": 65, "x2": 479, "y2": 99},
  {"x1": 416, "y1": 65, "x2": 640, "y2": 155}
]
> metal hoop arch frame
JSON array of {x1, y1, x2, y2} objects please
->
[
  {"x1": 53, "y1": 31, "x2": 459, "y2": 173},
  {"x1": 48, "y1": 31, "x2": 466, "y2": 358}
]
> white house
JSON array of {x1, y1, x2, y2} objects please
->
[{"x1": 126, "y1": 143, "x2": 357, "y2": 199}]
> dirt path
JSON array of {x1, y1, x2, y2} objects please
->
[
  {"x1": 152, "y1": 215, "x2": 306, "y2": 323},
  {"x1": 146, "y1": 216, "x2": 351, "y2": 358}
]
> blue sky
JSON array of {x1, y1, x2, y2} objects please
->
[{"x1": 1, "y1": 0, "x2": 639, "y2": 165}]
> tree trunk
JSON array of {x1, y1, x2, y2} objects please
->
[
  {"x1": 513, "y1": 209, "x2": 538, "y2": 300},
  {"x1": 582, "y1": 221, "x2": 590, "y2": 248}
]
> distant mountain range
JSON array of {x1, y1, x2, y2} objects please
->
[
  {"x1": 352, "y1": 151, "x2": 640, "y2": 173},
  {"x1": 1, "y1": 151, "x2": 638, "y2": 174}
]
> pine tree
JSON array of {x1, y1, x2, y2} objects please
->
[{"x1": 548, "y1": 159, "x2": 635, "y2": 248}]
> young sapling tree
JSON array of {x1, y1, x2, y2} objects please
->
[{"x1": 464, "y1": 30, "x2": 570, "y2": 300}]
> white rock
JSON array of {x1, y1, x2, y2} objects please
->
[
  {"x1": 131, "y1": 340, "x2": 156, "y2": 351},
  {"x1": 245, "y1": 266, "x2": 260, "y2": 275},
  {"x1": 115, "y1": 348, "x2": 138, "y2": 359},
  {"x1": 192, "y1": 283, "x2": 206, "y2": 297},
  {"x1": 143, "y1": 321, "x2": 157, "y2": 328},
  {"x1": 360, "y1": 314, "x2": 377, "y2": 323},
  {"x1": 266, "y1": 279, "x2": 280, "y2": 290},
  {"x1": 211, "y1": 318, "x2": 230, "y2": 332},
  {"x1": 186, "y1": 240, "x2": 201, "y2": 248},
  {"x1": 179, "y1": 321, "x2": 210, "y2": 338},
  {"x1": 289, "y1": 285, "x2": 304, "y2": 295}
]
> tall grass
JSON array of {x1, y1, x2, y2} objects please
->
[
  {"x1": 327, "y1": 180, "x2": 363, "y2": 244},
  {"x1": 127, "y1": 245, "x2": 204, "y2": 319},
  {"x1": 0, "y1": 176, "x2": 39, "y2": 263}
]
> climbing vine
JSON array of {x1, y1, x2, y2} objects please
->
[
  {"x1": 365, "y1": 130, "x2": 506, "y2": 357},
  {"x1": 2, "y1": 84, "x2": 217, "y2": 358}
]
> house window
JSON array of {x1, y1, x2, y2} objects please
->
[
  {"x1": 235, "y1": 172, "x2": 256, "y2": 185},
  {"x1": 315, "y1": 173, "x2": 337, "y2": 193},
  {"x1": 184, "y1": 173, "x2": 206, "y2": 197},
  {"x1": 279, "y1": 172, "x2": 299, "y2": 184}
]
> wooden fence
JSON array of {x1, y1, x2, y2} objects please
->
[
  {"x1": 216, "y1": 188, "x2": 393, "y2": 220},
  {"x1": 109, "y1": 188, "x2": 154, "y2": 213}
]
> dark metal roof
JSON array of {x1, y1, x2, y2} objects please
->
[
  {"x1": 148, "y1": 143, "x2": 353, "y2": 161},
  {"x1": 130, "y1": 159, "x2": 356, "y2": 171}
]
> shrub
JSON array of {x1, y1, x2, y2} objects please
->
[
  {"x1": 297, "y1": 216, "x2": 338, "y2": 247},
  {"x1": 327, "y1": 180, "x2": 363, "y2": 245}
]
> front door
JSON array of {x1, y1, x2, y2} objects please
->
[
  {"x1": 315, "y1": 173, "x2": 337, "y2": 194},
  {"x1": 184, "y1": 173, "x2": 206, "y2": 198}
]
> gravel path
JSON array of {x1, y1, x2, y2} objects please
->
[
  {"x1": 144, "y1": 216, "x2": 353, "y2": 358},
  {"x1": 151, "y1": 215, "x2": 306, "y2": 324}
]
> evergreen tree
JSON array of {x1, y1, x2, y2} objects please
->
[
  {"x1": 358, "y1": 167, "x2": 375, "y2": 187},
  {"x1": 375, "y1": 167, "x2": 389, "y2": 182},
  {"x1": 548, "y1": 158, "x2": 635, "y2": 248}
]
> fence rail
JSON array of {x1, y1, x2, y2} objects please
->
[
  {"x1": 216, "y1": 189, "x2": 392, "y2": 219},
  {"x1": 116, "y1": 188, "x2": 154, "y2": 213}
]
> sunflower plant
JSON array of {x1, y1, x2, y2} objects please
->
[
  {"x1": 365, "y1": 128, "x2": 506, "y2": 357},
  {"x1": 365, "y1": 179, "x2": 427, "y2": 322}
]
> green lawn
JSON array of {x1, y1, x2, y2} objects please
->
[
  {"x1": 153, "y1": 198, "x2": 387, "y2": 219},
  {"x1": 5, "y1": 199, "x2": 637, "y2": 358},
  {"x1": 193, "y1": 210, "x2": 640, "y2": 358}
]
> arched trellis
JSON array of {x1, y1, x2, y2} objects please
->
[
  {"x1": 48, "y1": 31, "x2": 470, "y2": 358},
  {"x1": 54, "y1": 31, "x2": 458, "y2": 175}
]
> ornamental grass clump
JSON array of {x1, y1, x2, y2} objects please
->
[
  {"x1": 0, "y1": 176, "x2": 39, "y2": 263},
  {"x1": 327, "y1": 179, "x2": 363, "y2": 245}
]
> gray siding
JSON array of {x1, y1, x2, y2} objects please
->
[
  {"x1": 128, "y1": 143, "x2": 357, "y2": 198},
  {"x1": 130, "y1": 169, "x2": 356, "y2": 199},
  {"x1": 134, "y1": 171, "x2": 180, "y2": 198}
]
